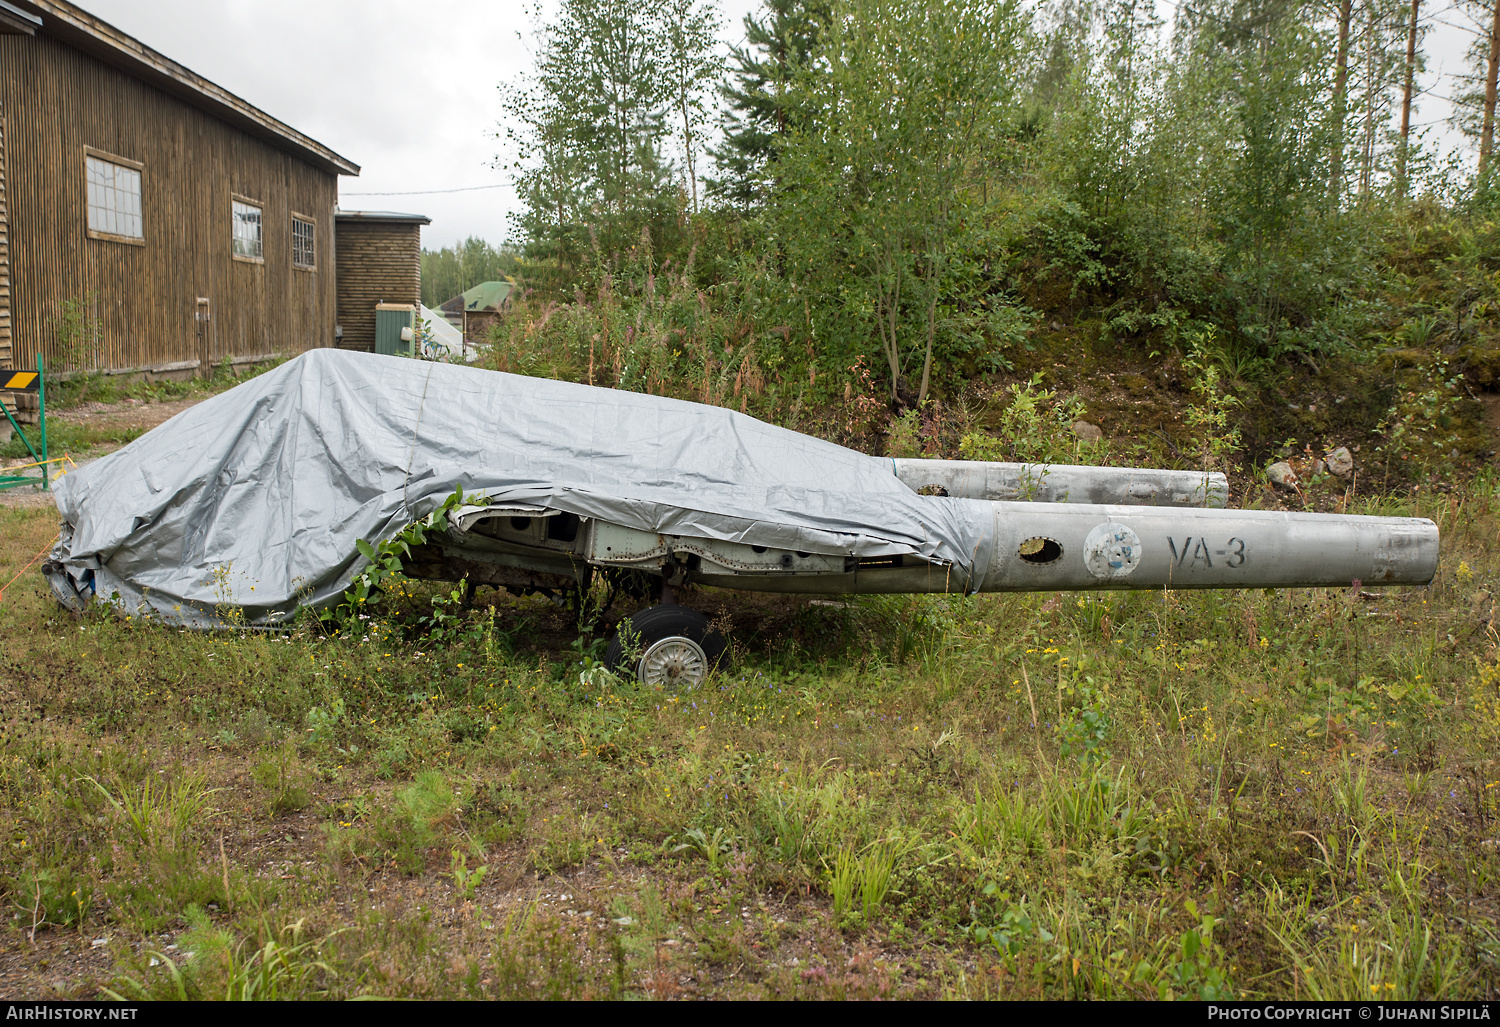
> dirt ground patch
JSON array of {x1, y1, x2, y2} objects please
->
[
  {"x1": 50, "y1": 395, "x2": 207, "y2": 434},
  {"x1": 1480, "y1": 393, "x2": 1500, "y2": 455},
  {"x1": 0, "y1": 395, "x2": 209, "y2": 510}
]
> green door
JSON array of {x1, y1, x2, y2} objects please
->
[{"x1": 374, "y1": 304, "x2": 415, "y2": 356}]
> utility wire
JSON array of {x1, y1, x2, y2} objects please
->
[
  {"x1": 343, "y1": 184, "x2": 509, "y2": 197},
  {"x1": 1424, "y1": 16, "x2": 1488, "y2": 36},
  {"x1": 1157, "y1": 0, "x2": 1476, "y2": 49}
]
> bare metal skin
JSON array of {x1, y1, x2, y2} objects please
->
[{"x1": 892, "y1": 458, "x2": 1230, "y2": 508}]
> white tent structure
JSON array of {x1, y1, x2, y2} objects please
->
[{"x1": 418, "y1": 305, "x2": 472, "y2": 362}]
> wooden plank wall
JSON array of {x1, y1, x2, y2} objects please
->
[
  {"x1": 0, "y1": 32, "x2": 340, "y2": 373},
  {"x1": 335, "y1": 221, "x2": 421, "y2": 352},
  {"x1": 0, "y1": 97, "x2": 10, "y2": 368}
]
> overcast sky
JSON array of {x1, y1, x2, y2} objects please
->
[{"x1": 78, "y1": 0, "x2": 1487, "y2": 252}]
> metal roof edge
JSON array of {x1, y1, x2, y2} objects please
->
[
  {"x1": 14, "y1": 0, "x2": 360, "y2": 177},
  {"x1": 0, "y1": 1, "x2": 42, "y2": 33},
  {"x1": 335, "y1": 209, "x2": 432, "y2": 225}
]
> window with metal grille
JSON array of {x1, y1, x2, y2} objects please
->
[
  {"x1": 232, "y1": 199, "x2": 262, "y2": 260},
  {"x1": 292, "y1": 215, "x2": 315, "y2": 269},
  {"x1": 85, "y1": 154, "x2": 143, "y2": 241}
]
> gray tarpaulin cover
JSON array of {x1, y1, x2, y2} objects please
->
[{"x1": 45, "y1": 349, "x2": 996, "y2": 626}]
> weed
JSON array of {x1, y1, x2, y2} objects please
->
[
  {"x1": 318, "y1": 485, "x2": 474, "y2": 633},
  {"x1": 968, "y1": 886, "x2": 1051, "y2": 968},
  {"x1": 450, "y1": 848, "x2": 489, "y2": 900},
  {"x1": 385, "y1": 771, "x2": 466, "y2": 871},
  {"x1": 49, "y1": 295, "x2": 102, "y2": 373},
  {"x1": 1377, "y1": 358, "x2": 1465, "y2": 480},
  {"x1": 107, "y1": 911, "x2": 336, "y2": 1000},
  {"x1": 825, "y1": 839, "x2": 900, "y2": 925},
  {"x1": 1184, "y1": 330, "x2": 1243, "y2": 489},
  {"x1": 86, "y1": 772, "x2": 220, "y2": 854},
  {"x1": 886, "y1": 409, "x2": 929, "y2": 458},
  {"x1": 1056, "y1": 690, "x2": 1111, "y2": 766},
  {"x1": 673, "y1": 826, "x2": 734, "y2": 874},
  {"x1": 304, "y1": 699, "x2": 352, "y2": 754},
  {"x1": 959, "y1": 373, "x2": 1092, "y2": 477},
  {"x1": 252, "y1": 745, "x2": 312, "y2": 816},
  {"x1": 12, "y1": 866, "x2": 90, "y2": 934},
  {"x1": 1157, "y1": 900, "x2": 1235, "y2": 1001}
]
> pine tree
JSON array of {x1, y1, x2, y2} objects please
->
[
  {"x1": 1396, "y1": 0, "x2": 1421, "y2": 195},
  {"x1": 706, "y1": 0, "x2": 830, "y2": 209},
  {"x1": 1450, "y1": 0, "x2": 1500, "y2": 179}
]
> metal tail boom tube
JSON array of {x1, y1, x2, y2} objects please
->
[
  {"x1": 688, "y1": 502, "x2": 1438, "y2": 595},
  {"x1": 893, "y1": 458, "x2": 1229, "y2": 508},
  {"x1": 972, "y1": 502, "x2": 1436, "y2": 592}
]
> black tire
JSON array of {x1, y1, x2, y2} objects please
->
[{"x1": 604, "y1": 604, "x2": 728, "y2": 688}]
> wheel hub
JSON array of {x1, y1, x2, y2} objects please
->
[{"x1": 638, "y1": 635, "x2": 708, "y2": 689}]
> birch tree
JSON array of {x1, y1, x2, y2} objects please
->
[
  {"x1": 772, "y1": 0, "x2": 1029, "y2": 406},
  {"x1": 500, "y1": 0, "x2": 720, "y2": 261},
  {"x1": 661, "y1": 0, "x2": 723, "y2": 213}
]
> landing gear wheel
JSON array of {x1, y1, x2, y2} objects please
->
[{"x1": 605, "y1": 605, "x2": 727, "y2": 690}]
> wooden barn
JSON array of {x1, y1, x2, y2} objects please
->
[{"x1": 0, "y1": 0, "x2": 366, "y2": 380}]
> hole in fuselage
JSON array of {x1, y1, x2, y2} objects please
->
[
  {"x1": 1018, "y1": 537, "x2": 1063, "y2": 564},
  {"x1": 547, "y1": 512, "x2": 580, "y2": 542},
  {"x1": 509, "y1": 516, "x2": 533, "y2": 532}
]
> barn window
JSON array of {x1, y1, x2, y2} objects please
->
[
  {"x1": 231, "y1": 198, "x2": 263, "y2": 261},
  {"x1": 84, "y1": 151, "x2": 144, "y2": 242},
  {"x1": 291, "y1": 214, "x2": 316, "y2": 269}
]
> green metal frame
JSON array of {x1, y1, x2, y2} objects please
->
[{"x1": 0, "y1": 354, "x2": 49, "y2": 492}]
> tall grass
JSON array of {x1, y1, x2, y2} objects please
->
[{"x1": 1, "y1": 449, "x2": 1498, "y2": 996}]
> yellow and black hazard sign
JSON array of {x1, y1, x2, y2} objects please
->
[{"x1": 0, "y1": 371, "x2": 39, "y2": 391}]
